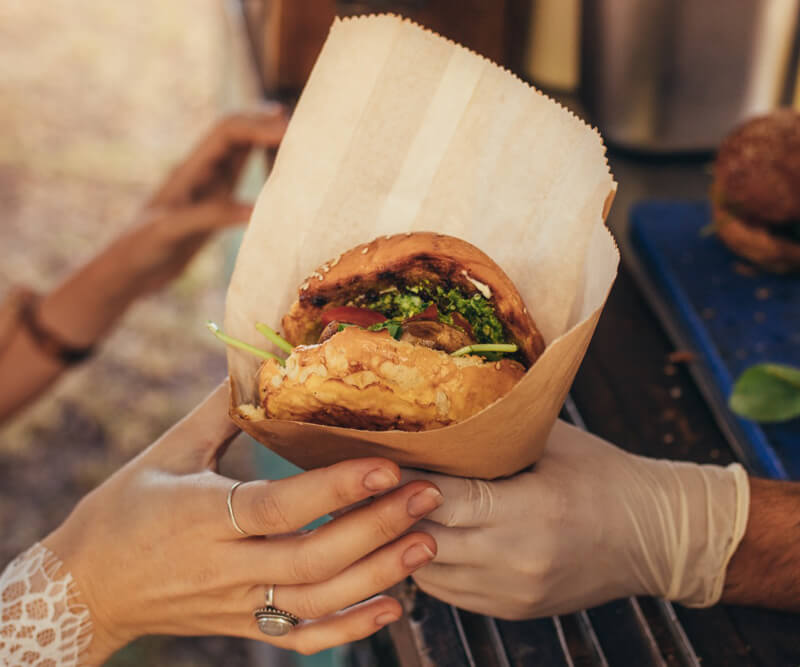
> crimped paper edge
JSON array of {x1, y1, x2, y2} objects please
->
[{"x1": 334, "y1": 13, "x2": 617, "y2": 191}]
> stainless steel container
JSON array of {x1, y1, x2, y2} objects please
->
[{"x1": 581, "y1": 0, "x2": 800, "y2": 152}]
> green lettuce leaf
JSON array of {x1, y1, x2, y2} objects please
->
[{"x1": 729, "y1": 363, "x2": 800, "y2": 423}]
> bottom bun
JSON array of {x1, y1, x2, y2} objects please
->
[
  {"x1": 256, "y1": 326, "x2": 526, "y2": 431},
  {"x1": 714, "y1": 203, "x2": 800, "y2": 273}
]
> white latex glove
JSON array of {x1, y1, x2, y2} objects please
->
[{"x1": 403, "y1": 420, "x2": 750, "y2": 619}]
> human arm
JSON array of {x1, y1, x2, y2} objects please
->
[
  {"x1": 1, "y1": 381, "x2": 441, "y2": 665},
  {"x1": 0, "y1": 108, "x2": 288, "y2": 423},
  {"x1": 722, "y1": 476, "x2": 800, "y2": 609},
  {"x1": 400, "y1": 420, "x2": 793, "y2": 620}
]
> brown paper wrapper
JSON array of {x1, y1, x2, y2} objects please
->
[{"x1": 224, "y1": 15, "x2": 618, "y2": 479}]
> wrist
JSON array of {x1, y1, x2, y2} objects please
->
[
  {"x1": 623, "y1": 457, "x2": 750, "y2": 606},
  {"x1": 38, "y1": 237, "x2": 144, "y2": 348},
  {"x1": 0, "y1": 542, "x2": 95, "y2": 667},
  {"x1": 42, "y1": 516, "x2": 129, "y2": 664},
  {"x1": 722, "y1": 477, "x2": 800, "y2": 610}
]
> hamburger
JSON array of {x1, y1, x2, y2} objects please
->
[
  {"x1": 214, "y1": 232, "x2": 545, "y2": 431},
  {"x1": 711, "y1": 109, "x2": 800, "y2": 273}
]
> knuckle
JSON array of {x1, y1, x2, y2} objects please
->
[
  {"x1": 288, "y1": 547, "x2": 316, "y2": 583},
  {"x1": 312, "y1": 552, "x2": 339, "y2": 582},
  {"x1": 514, "y1": 550, "x2": 555, "y2": 588},
  {"x1": 190, "y1": 566, "x2": 218, "y2": 591},
  {"x1": 291, "y1": 541, "x2": 335, "y2": 583},
  {"x1": 368, "y1": 561, "x2": 395, "y2": 593},
  {"x1": 466, "y1": 479, "x2": 496, "y2": 524},
  {"x1": 253, "y1": 489, "x2": 292, "y2": 533},
  {"x1": 331, "y1": 471, "x2": 360, "y2": 509},
  {"x1": 292, "y1": 588, "x2": 328, "y2": 620},
  {"x1": 372, "y1": 508, "x2": 400, "y2": 542}
]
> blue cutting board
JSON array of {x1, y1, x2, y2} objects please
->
[{"x1": 630, "y1": 201, "x2": 799, "y2": 480}]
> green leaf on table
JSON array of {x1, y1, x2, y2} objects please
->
[{"x1": 729, "y1": 363, "x2": 800, "y2": 422}]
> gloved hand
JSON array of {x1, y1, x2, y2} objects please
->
[{"x1": 403, "y1": 419, "x2": 750, "y2": 619}]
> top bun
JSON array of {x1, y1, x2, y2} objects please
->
[
  {"x1": 282, "y1": 232, "x2": 545, "y2": 366},
  {"x1": 713, "y1": 109, "x2": 800, "y2": 225}
]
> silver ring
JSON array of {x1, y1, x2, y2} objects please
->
[
  {"x1": 226, "y1": 481, "x2": 247, "y2": 536},
  {"x1": 254, "y1": 584, "x2": 300, "y2": 636}
]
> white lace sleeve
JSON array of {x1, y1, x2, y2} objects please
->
[{"x1": 1, "y1": 543, "x2": 92, "y2": 667}]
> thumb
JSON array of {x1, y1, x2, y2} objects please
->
[
  {"x1": 400, "y1": 469, "x2": 497, "y2": 527},
  {"x1": 153, "y1": 379, "x2": 241, "y2": 472}
]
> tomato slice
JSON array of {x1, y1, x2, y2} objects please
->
[
  {"x1": 320, "y1": 306, "x2": 386, "y2": 327},
  {"x1": 406, "y1": 303, "x2": 439, "y2": 322}
]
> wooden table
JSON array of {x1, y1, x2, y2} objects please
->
[{"x1": 374, "y1": 152, "x2": 800, "y2": 667}]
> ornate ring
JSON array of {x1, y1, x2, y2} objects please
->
[
  {"x1": 226, "y1": 481, "x2": 248, "y2": 536},
  {"x1": 254, "y1": 584, "x2": 300, "y2": 636}
]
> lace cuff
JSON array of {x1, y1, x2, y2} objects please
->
[{"x1": 1, "y1": 543, "x2": 92, "y2": 667}]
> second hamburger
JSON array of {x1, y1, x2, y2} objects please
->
[{"x1": 712, "y1": 109, "x2": 800, "y2": 273}]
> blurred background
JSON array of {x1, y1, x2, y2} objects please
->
[
  {"x1": 0, "y1": 1, "x2": 258, "y2": 665},
  {"x1": 1, "y1": 1, "x2": 799, "y2": 666}
]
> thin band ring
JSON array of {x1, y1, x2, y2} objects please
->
[{"x1": 226, "y1": 480, "x2": 248, "y2": 536}]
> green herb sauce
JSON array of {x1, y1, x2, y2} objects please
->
[{"x1": 355, "y1": 282, "x2": 506, "y2": 345}]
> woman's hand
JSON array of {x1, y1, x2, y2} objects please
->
[
  {"x1": 39, "y1": 107, "x2": 290, "y2": 338},
  {"x1": 42, "y1": 381, "x2": 441, "y2": 664},
  {"x1": 402, "y1": 420, "x2": 748, "y2": 619},
  {"x1": 0, "y1": 108, "x2": 289, "y2": 423},
  {"x1": 118, "y1": 107, "x2": 288, "y2": 296}
]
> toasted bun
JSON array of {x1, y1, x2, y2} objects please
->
[
  {"x1": 713, "y1": 109, "x2": 800, "y2": 225},
  {"x1": 281, "y1": 232, "x2": 545, "y2": 366},
  {"x1": 257, "y1": 326, "x2": 526, "y2": 431}
]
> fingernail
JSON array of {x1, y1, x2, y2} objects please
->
[
  {"x1": 402, "y1": 542, "x2": 435, "y2": 569},
  {"x1": 407, "y1": 487, "x2": 443, "y2": 517},
  {"x1": 363, "y1": 467, "x2": 400, "y2": 492},
  {"x1": 375, "y1": 611, "x2": 400, "y2": 627}
]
